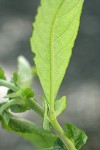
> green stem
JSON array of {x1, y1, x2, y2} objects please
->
[
  {"x1": 0, "y1": 98, "x2": 44, "y2": 118},
  {"x1": 0, "y1": 99, "x2": 20, "y2": 114},
  {"x1": 49, "y1": 113, "x2": 76, "y2": 150},
  {"x1": 0, "y1": 79, "x2": 19, "y2": 91},
  {"x1": 30, "y1": 98, "x2": 44, "y2": 117}
]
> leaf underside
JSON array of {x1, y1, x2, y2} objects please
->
[
  {"x1": 0, "y1": 114, "x2": 57, "y2": 149},
  {"x1": 31, "y1": 0, "x2": 84, "y2": 102},
  {"x1": 55, "y1": 96, "x2": 66, "y2": 117}
]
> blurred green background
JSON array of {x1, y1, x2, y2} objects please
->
[{"x1": 0, "y1": 0, "x2": 100, "y2": 150}]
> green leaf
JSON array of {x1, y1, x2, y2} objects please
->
[
  {"x1": 6, "y1": 88, "x2": 34, "y2": 99},
  {"x1": 5, "y1": 88, "x2": 34, "y2": 113},
  {"x1": 19, "y1": 132, "x2": 56, "y2": 149},
  {"x1": 2, "y1": 111, "x2": 10, "y2": 125},
  {"x1": 0, "y1": 114, "x2": 57, "y2": 149},
  {"x1": 0, "y1": 89, "x2": 42, "y2": 115},
  {"x1": 9, "y1": 116, "x2": 45, "y2": 134},
  {"x1": 6, "y1": 89, "x2": 29, "y2": 113},
  {"x1": 0, "y1": 67, "x2": 6, "y2": 80},
  {"x1": 17, "y1": 56, "x2": 33, "y2": 88},
  {"x1": 55, "y1": 96, "x2": 66, "y2": 117},
  {"x1": 0, "y1": 99, "x2": 27, "y2": 114},
  {"x1": 43, "y1": 100, "x2": 50, "y2": 131},
  {"x1": 11, "y1": 71, "x2": 19, "y2": 84},
  {"x1": 1, "y1": 111, "x2": 43, "y2": 134},
  {"x1": 65, "y1": 123, "x2": 88, "y2": 150},
  {"x1": 53, "y1": 138, "x2": 66, "y2": 150},
  {"x1": 0, "y1": 93, "x2": 33, "y2": 114},
  {"x1": 31, "y1": 0, "x2": 84, "y2": 102}
]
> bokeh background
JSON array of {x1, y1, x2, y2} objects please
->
[{"x1": 0, "y1": 0, "x2": 100, "y2": 150}]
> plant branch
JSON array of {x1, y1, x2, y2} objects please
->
[
  {"x1": 49, "y1": 113, "x2": 76, "y2": 150},
  {"x1": 0, "y1": 79, "x2": 44, "y2": 117},
  {"x1": 0, "y1": 79, "x2": 19, "y2": 91},
  {"x1": 29, "y1": 98, "x2": 44, "y2": 117}
]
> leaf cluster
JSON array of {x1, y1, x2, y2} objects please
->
[{"x1": 0, "y1": 0, "x2": 88, "y2": 150}]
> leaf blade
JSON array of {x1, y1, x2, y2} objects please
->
[
  {"x1": 0, "y1": 114, "x2": 57, "y2": 148},
  {"x1": 65, "y1": 123, "x2": 88, "y2": 150},
  {"x1": 43, "y1": 100, "x2": 50, "y2": 131},
  {"x1": 55, "y1": 96, "x2": 66, "y2": 117},
  {"x1": 53, "y1": 138, "x2": 66, "y2": 150},
  {"x1": 31, "y1": 0, "x2": 84, "y2": 102}
]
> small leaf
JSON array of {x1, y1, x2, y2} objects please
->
[
  {"x1": 43, "y1": 100, "x2": 50, "y2": 131},
  {"x1": 11, "y1": 71, "x2": 19, "y2": 84},
  {"x1": 53, "y1": 138, "x2": 66, "y2": 150},
  {"x1": 2, "y1": 111, "x2": 10, "y2": 125},
  {"x1": 17, "y1": 56, "x2": 33, "y2": 88},
  {"x1": 65, "y1": 123, "x2": 88, "y2": 150},
  {"x1": 8, "y1": 116, "x2": 44, "y2": 134},
  {"x1": 55, "y1": 96, "x2": 66, "y2": 117},
  {"x1": 0, "y1": 115, "x2": 10, "y2": 130},
  {"x1": 0, "y1": 67, "x2": 6, "y2": 80},
  {"x1": 1, "y1": 111, "x2": 45, "y2": 134},
  {"x1": 5, "y1": 88, "x2": 34, "y2": 113},
  {"x1": 0, "y1": 98, "x2": 29, "y2": 114},
  {"x1": 0, "y1": 89, "x2": 40, "y2": 114},
  {"x1": 6, "y1": 88, "x2": 34, "y2": 99}
]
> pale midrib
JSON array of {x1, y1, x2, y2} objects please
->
[{"x1": 50, "y1": 0, "x2": 65, "y2": 110}]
